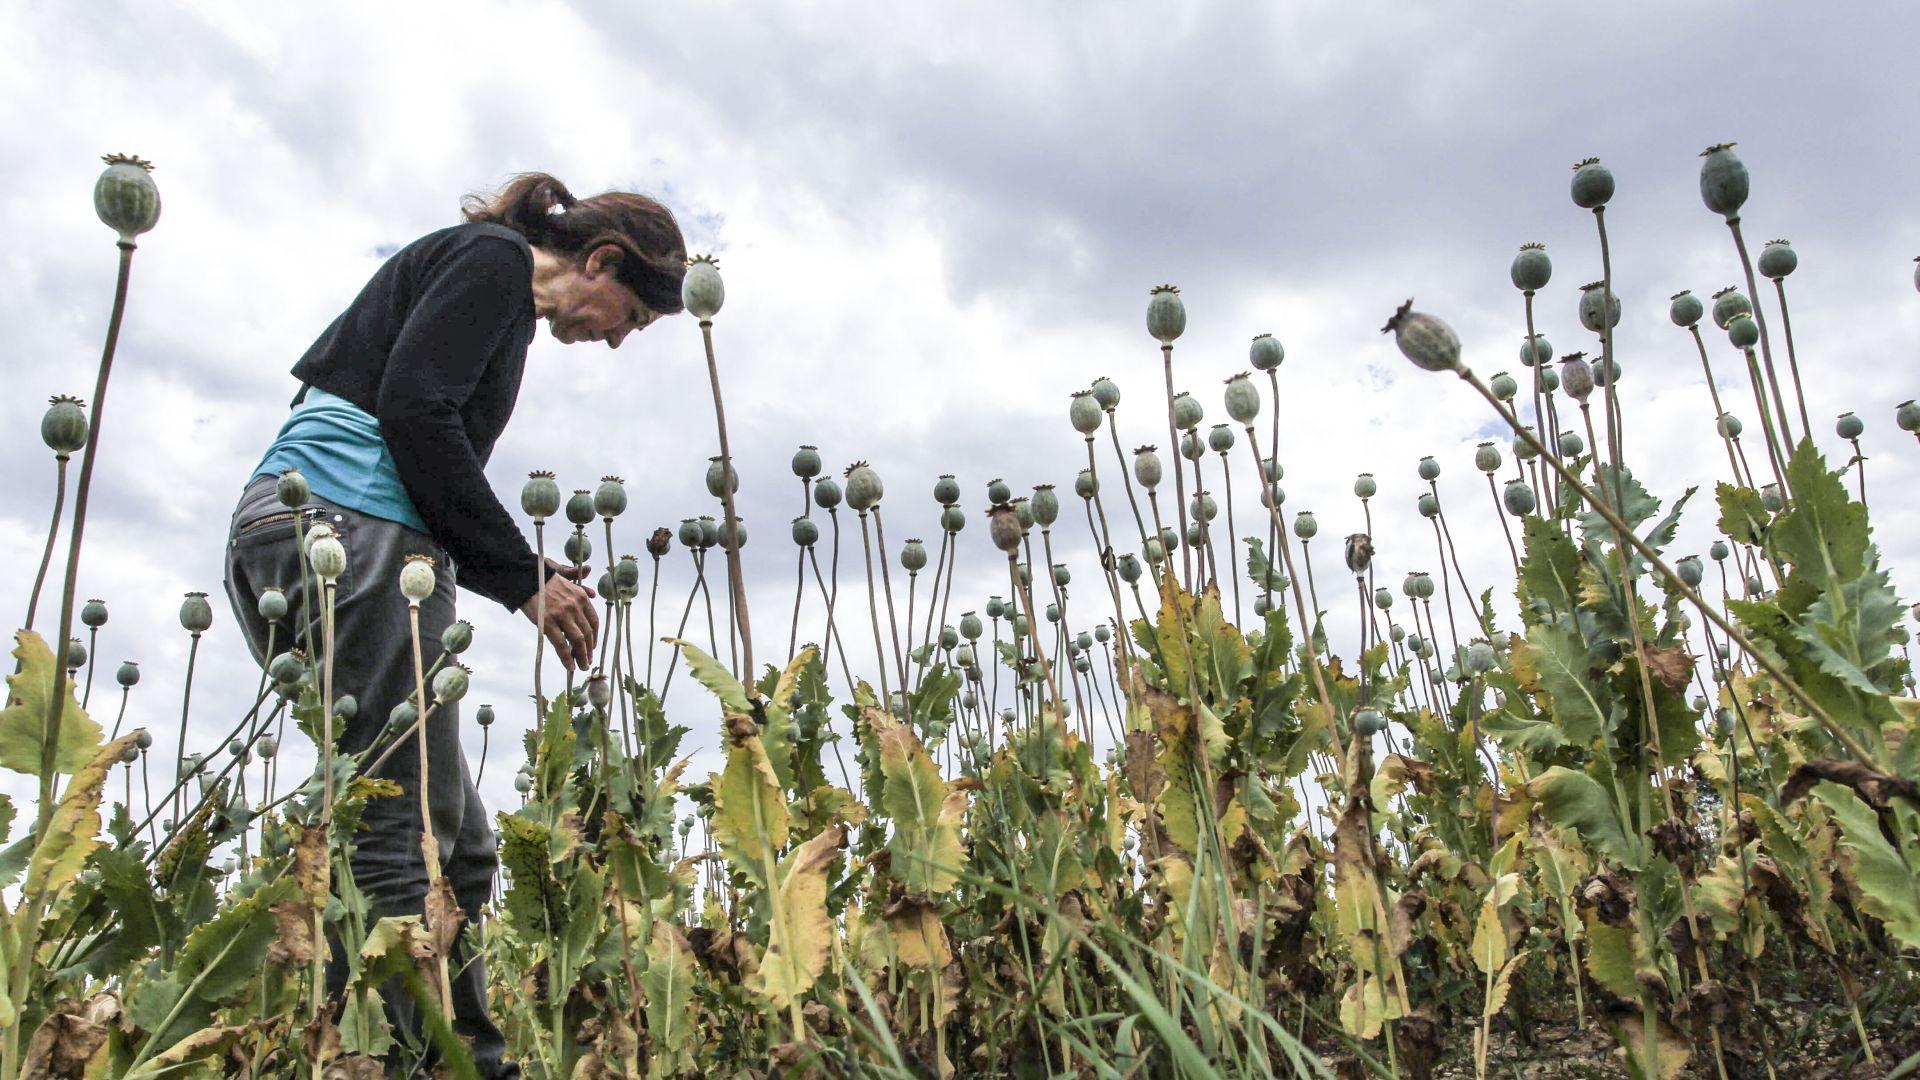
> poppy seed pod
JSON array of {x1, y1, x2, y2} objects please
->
[
  {"x1": 433, "y1": 662, "x2": 470, "y2": 705},
  {"x1": 521, "y1": 471, "x2": 561, "y2": 520},
  {"x1": 1031, "y1": 485, "x2": 1060, "y2": 526},
  {"x1": 960, "y1": 611, "x2": 983, "y2": 640},
  {"x1": 388, "y1": 701, "x2": 417, "y2": 731},
  {"x1": 1411, "y1": 572, "x2": 1436, "y2": 600},
  {"x1": 791, "y1": 516, "x2": 819, "y2": 547},
  {"x1": 442, "y1": 620, "x2": 474, "y2": 654},
  {"x1": 41, "y1": 395, "x2": 89, "y2": 455},
  {"x1": 1011, "y1": 614, "x2": 1030, "y2": 638},
  {"x1": 844, "y1": 463, "x2": 883, "y2": 511},
  {"x1": 596, "y1": 571, "x2": 614, "y2": 597},
  {"x1": 1489, "y1": 371, "x2": 1518, "y2": 402},
  {"x1": 1557, "y1": 430, "x2": 1584, "y2": 458},
  {"x1": 1698, "y1": 143, "x2": 1748, "y2": 219},
  {"x1": 1474, "y1": 441, "x2": 1502, "y2": 474},
  {"x1": 1146, "y1": 284, "x2": 1186, "y2": 344},
  {"x1": 1374, "y1": 587, "x2": 1393, "y2": 610},
  {"x1": 1570, "y1": 157, "x2": 1614, "y2": 210},
  {"x1": 1012, "y1": 498, "x2": 1034, "y2": 531},
  {"x1": 1711, "y1": 287, "x2": 1752, "y2": 330},
  {"x1": 1143, "y1": 537, "x2": 1165, "y2": 565},
  {"x1": 78, "y1": 597, "x2": 109, "y2": 630},
  {"x1": 1016, "y1": 560, "x2": 1032, "y2": 586},
  {"x1": 1406, "y1": 632, "x2": 1427, "y2": 656},
  {"x1": 1260, "y1": 481, "x2": 1285, "y2": 509},
  {"x1": 1538, "y1": 365, "x2": 1560, "y2": 392},
  {"x1": 1252, "y1": 595, "x2": 1270, "y2": 616},
  {"x1": 1069, "y1": 390, "x2": 1103, "y2": 435},
  {"x1": 514, "y1": 773, "x2": 532, "y2": 795},
  {"x1": 987, "y1": 503, "x2": 1022, "y2": 553},
  {"x1": 901, "y1": 538, "x2": 928, "y2": 572},
  {"x1": 1191, "y1": 490, "x2": 1217, "y2": 523},
  {"x1": 475, "y1": 703, "x2": 495, "y2": 729},
  {"x1": 682, "y1": 254, "x2": 724, "y2": 319},
  {"x1": 564, "y1": 489, "x2": 595, "y2": 526},
  {"x1": 1760, "y1": 484, "x2": 1783, "y2": 513},
  {"x1": 1354, "y1": 709, "x2": 1387, "y2": 737},
  {"x1": 1417, "y1": 456, "x2": 1440, "y2": 481},
  {"x1": 719, "y1": 517, "x2": 746, "y2": 550},
  {"x1": 706, "y1": 457, "x2": 738, "y2": 498},
  {"x1": 62, "y1": 637, "x2": 85, "y2": 671},
  {"x1": 1513, "y1": 427, "x2": 1540, "y2": 461},
  {"x1": 984, "y1": 596, "x2": 1007, "y2": 619},
  {"x1": 116, "y1": 660, "x2": 140, "y2": 688},
  {"x1": 1223, "y1": 373, "x2": 1260, "y2": 424},
  {"x1": 177, "y1": 591, "x2": 212, "y2": 634},
  {"x1": 933, "y1": 474, "x2": 961, "y2": 506},
  {"x1": 94, "y1": 153, "x2": 161, "y2": 242},
  {"x1": 1759, "y1": 239, "x2": 1797, "y2": 279},
  {"x1": 941, "y1": 505, "x2": 967, "y2": 533},
  {"x1": 1263, "y1": 457, "x2": 1284, "y2": 482},
  {"x1": 1747, "y1": 573, "x2": 1765, "y2": 594},
  {"x1": 1559, "y1": 353, "x2": 1595, "y2": 401},
  {"x1": 1249, "y1": 332, "x2": 1284, "y2": 371},
  {"x1": 1382, "y1": 300, "x2": 1461, "y2": 372},
  {"x1": 1520, "y1": 334, "x2": 1553, "y2": 368},
  {"x1": 985, "y1": 478, "x2": 1011, "y2": 505},
  {"x1": 1117, "y1": 553, "x2": 1142, "y2": 583},
  {"x1": 1669, "y1": 290, "x2": 1704, "y2": 328},
  {"x1": 1898, "y1": 400, "x2": 1920, "y2": 433},
  {"x1": 1510, "y1": 242, "x2": 1552, "y2": 292},
  {"x1": 270, "y1": 468, "x2": 309, "y2": 511},
  {"x1": 1207, "y1": 424, "x2": 1235, "y2": 454},
  {"x1": 1073, "y1": 469, "x2": 1096, "y2": 499},
  {"x1": 1132, "y1": 446, "x2": 1163, "y2": 489},
  {"x1": 1710, "y1": 539, "x2": 1731, "y2": 562},
  {"x1": 1416, "y1": 492, "x2": 1439, "y2": 518},
  {"x1": 1715, "y1": 412, "x2": 1743, "y2": 439},
  {"x1": 1727, "y1": 314, "x2": 1760, "y2": 348},
  {"x1": 1676, "y1": 555, "x2": 1704, "y2": 588},
  {"x1": 955, "y1": 643, "x2": 976, "y2": 669},
  {"x1": 333, "y1": 694, "x2": 358, "y2": 721},
  {"x1": 268, "y1": 650, "x2": 305, "y2": 686},
  {"x1": 563, "y1": 528, "x2": 592, "y2": 565},
  {"x1": 811, "y1": 476, "x2": 843, "y2": 512},
  {"x1": 788, "y1": 445, "x2": 824, "y2": 481},
  {"x1": 1578, "y1": 282, "x2": 1621, "y2": 333},
  {"x1": 1354, "y1": 473, "x2": 1377, "y2": 499},
  {"x1": 1344, "y1": 533, "x2": 1372, "y2": 575},
  {"x1": 940, "y1": 625, "x2": 959, "y2": 650},
  {"x1": 1836, "y1": 412, "x2": 1864, "y2": 440},
  {"x1": 1172, "y1": 391, "x2": 1203, "y2": 431},
  {"x1": 399, "y1": 553, "x2": 437, "y2": 604},
  {"x1": 1465, "y1": 640, "x2": 1496, "y2": 675},
  {"x1": 613, "y1": 555, "x2": 642, "y2": 594},
  {"x1": 1045, "y1": 602, "x2": 1061, "y2": 624},
  {"x1": 594, "y1": 476, "x2": 627, "y2": 519},
  {"x1": 1180, "y1": 431, "x2": 1204, "y2": 461},
  {"x1": 1292, "y1": 510, "x2": 1317, "y2": 539},
  {"x1": 1091, "y1": 376, "x2": 1121, "y2": 410},
  {"x1": 677, "y1": 518, "x2": 702, "y2": 549},
  {"x1": 646, "y1": 527, "x2": 672, "y2": 559},
  {"x1": 586, "y1": 671, "x2": 612, "y2": 710},
  {"x1": 1503, "y1": 480, "x2": 1537, "y2": 516}
]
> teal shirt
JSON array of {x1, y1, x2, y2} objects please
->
[{"x1": 254, "y1": 388, "x2": 428, "y2": 534}]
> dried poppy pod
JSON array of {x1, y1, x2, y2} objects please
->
[
  {"x1": 1570, "y1": 157, "x2": 1614, "y2": 210},
  {"x1": 1031, "y1": 485, "x2": 1060, "y2": 526},
  {"x1": 1759, "y1": 239, "x2": 1797, "y2": 279},
  {"x1": 1669, "y1": 290, "x2": 1704, "y2": 328},
  {"x1": 179, "y1": 591, "x2": 213, "y2": 634},
  {"x1": 1146, "y1": 284, "x2": 1186, "y2": 344},
  {"x1": 706, "y1": 456, "x2": 738, "y2": 498},
  {"x1": 646, "y1": 527, "x2": 673, "y2": 559},
  {"x1": 987, "y1": 503, "x2": 1022, "y2": 553},
  {"x1": 594, "y1": 476, "x2": 628, "y2": 519},
  {"x1": 399, "y1": 553, "x2": 437, "y2": 604},
  {"x1": 41, "y1": 395, "x2": 88, "y2": 455},
  {"x1": 1503, "y1": 480, "x2": 1536, "y2": 517},
  {"x1": 1208, "y1": 424, "x2": 1235, "y2": 453},
  {"x1": 1069, "y1": 390, "x2": 1103, "y2": 435},
  {"x1": 1711, "y1": 286, "x2": 1752, "y2": 330},
  {"x1": 433, "y1": 662, "x2": 470, "y2": 705},
  {"x1": 682, "y1": 254, "x2": 724, "y2": 320},
  {"x1": 1698, "y1": 143, "x2": 1749, "y2": 219},
  {"x1": 1489, "y1": 371, "x2": 1518, "y2": 402},
  {"x1": 1474, "y1": 441, "x2": 1502, "y2": 473},
  {"x1": 1577, "y1": 281, "x2": 1620, "y2": 333},
  {"x1": 1382, "y1": 300, "x2": 1460, "y2": 373},
  {"x1": 1519, "y1": 334, "x2": 1552, "y2": 368},
  {"x1": 1223, "y1": 373, "x2": 1260, "y2": 424},
  {"x1": 1132, "y1": 446, "x2": 1163, "y2": 490},
  {"x1": 900, "y1": 538, "x2": 928, "y2": 572},
  {"x1": 94, "y1": 153, "x2": 161, "y2": 242},
  {"x1": 1559, "y1": 353, "x2": 1595, "y2": 401},
  {"x1": 1836, "y1": 412, "x2": 1864, "y2": 440},
  {"x1": 1353, "y1": 473, "x2": 1377, "y2": 499},
  {"x1": 522, "y1": 471, "x2": 561, "y2": 520},
  {"x1": 442, "y1": 620, "x2": 474, "y2": 654}
]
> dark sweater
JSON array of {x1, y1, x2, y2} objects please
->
[{"x1": 290, "y1": 222, "x2": 543, "y2": 610}]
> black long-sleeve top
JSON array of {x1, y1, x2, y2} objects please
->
[{"x1": 289, "y1": 222, "x2": 544, "y2": 610}]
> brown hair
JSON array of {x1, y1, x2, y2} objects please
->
[{"x1": 462, "y1": 173, "x2": 687, "y2": 315}]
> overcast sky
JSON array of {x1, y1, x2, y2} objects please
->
[{"x1": 4, "y1": 1, "x2": 1919, "y2": 823}]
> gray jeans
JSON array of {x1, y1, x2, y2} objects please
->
[{"x1": 223, "y1": 473, "x2": 516, "y2": 1078}]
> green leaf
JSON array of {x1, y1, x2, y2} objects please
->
[
  {"x1": 1515, "y1": 624, "x2": 1608, "y2": 747},
  {"x1": 877, "y1": 717, "x2": 966, "y2": 893},
  {"x1": 26, "y1": 734, "x2": 135, "y2": 904},
  {"x1": 1519, "y1": 516, "x2": 1582, "y2": 615},
  {"x1": 1793, "y1": 562, "x2": 1905, "y2": 694},
  {"x1": 758, "y1": 646, "x2": 816, "y2": 791},
  {"x1": 1582, "y1": 914, "x2": 1640, "y2": 1000},
  {"x1": 1578, "y1": 464, "x2": 1660, "y2": 547},
  {"x1": 1715, "y1": 482, "x2": 1769, "y2": 549},
  {"x1": 747, "y1": 823, "x2": 845, "y2": 1008},
  {"x1": 1530, "y1": 766, "x2": 1644, "y2": 870},
  {"x1": 1243, "y1": 537, "x2": 1287, "y2": 594},
  {"x1": 711, "y1": 734, "x2": 788, "y2": 887},
  {"x1": 665, "y1": 638, "x2": 751, "y2": 713},
  {"x1": 645, "y1": 922, "x2": 698, "y2": 1063},
  {"x1": 0, "y1": 630, "x2": 105, "y2": 775},
  {"x1": 1773, "y1": 439, "x2": 1868, "y2": 582},
  {"x1": 1809, "y1": 781, "x2": 1920, "y2": 948}
]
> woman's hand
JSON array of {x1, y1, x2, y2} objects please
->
[{"x1": 521, "y1": 559, "x2": 599, "y2": 671}]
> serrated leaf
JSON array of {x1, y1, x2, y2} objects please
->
[
  {"x1": 711, "y1": 734, "x2": 787, "y2": 887},
  {"x1": 1578, "y1": 464, "x2": 1660, "y2": 547},
  {"x1": 1716, "y1": 482, "x2": 1769, "y2": 548},
  {"x1": 747, "y1": 823, "x2": 844, "y2": 1008},
  {"x1": 876, "y1": 716, "x2": 966, "y2": 893},
  {"x1": 1773, "y1": 439, "x2": 1868, "y2": 581},
  {"x1": 1529, "y1": 766, "x2": 1644, "y2": 870},
  {"x1": 1809, "y1": 780, "x2": 1920, "y2": 948},
  {"x1": 645, "y1": 921, "x2": 697, "y2": 1060},
  {"x1": 1793, "y1": 562, "x2": 1904, "y2": 694},
  {"x1": 1582, "y1": 914, "x2": 1639, "y2": 999},
  {"x1": 1519, "y1": 516, "x2": 1581, "y2": 614},
  {"x1": 758, "y1": 645, "x2": 817, "y2": 792},
  {"x1": 25, "y1": 733, "x2": 135, "y2": 905},
  {"x1": 0, "y1": 631, "x2": 105, "y2": 776},
  {"x1": 664, "y1": 638, "x2": 751, "y2": 713},
  {"x1": 1520, "y1": 625, "x2": 1608, "y2": 747}
]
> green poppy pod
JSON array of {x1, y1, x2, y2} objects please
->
[
  {"x1": 178, "y1": 591, "x2": 212, "y2": 634},
  {"x1": 1094, "y1": 624, "x2": 1111, "y2": 643},
  {"x1": 1091, "y1": 376, "x2": 1121, "y2": 410},
  {"x1": 94, "y1": 153, "x2": 162, "y2": 242},
  {"x1": 1711, "y1": 287, "x2": 1752, "y2": 330},
  {"x1": 563, "y1": 528, "x2": 593, "y2": 565},
  {"x1": 1710, "y1": 540, "x2": 1731, "y2": 562},
  {"x1": 941, "y1": 505, "x2": 967, "y2": 533},
  {"x1": 1249, "y1": 332, "x2": 1284, "y2": 371},
  {"x1": 1894, "y1": 625, "x2": 1912, "y2": 647},
  {"x1": 78, "y1": 597, "x2": 109, "y2": 629},
  {"x1": 1143, "y1": 537, "x2": 1165, "y2": 565},
  {"x1": 134, "y1": 729, "x2": 153, "y2": 753},
  {"x1": 1178, "y1": 430, "x2": 1204, "y2": 462},
  {"x1": 1389, "y1": 624, "x2": 1406, "y2": 644},
  {"x1": 1519, "y1": 334, "x2": 1553, "y2": 367},
  {"x1": 1354, "y1": 473, "x2": 1377, "y2": 499},
  {"x1": 812, "y1": 476, "x2": 844, "y2": 511},
  {"x1": 1416, "y1": 492, "x2": 1439, "y2": 519},
  {"x1": 1146, "y1": 284, "x2": 1186, "y2": 344},
  {"x1": 706, "y1": 457, "x2": 738, "y2": 499},
  {"x1": 1669, "y1": 291, "x2": 1704, "y2": 328},
  {"x1": 1759, "y1": 239, "x2": 1796, "y2": 280},
  {"x1": 1222, "y1": 373, "x2": 1261, "y2": 425},
  {"x1": 1506, "y1": 242, "x2": 1557, "y2": 297},
  {"x1": 1746, "y1": 573, "x2": 1765, "y2": 594},
  {"x1": 1069, "y1": 390, "x2": 1103, "y2": 435},
  {"x1": 1577, "y1": 282, "x2": 1621, "y2": 332},
  {"x1": 1559, "y1": 354, "x2": 1594, "y2": 401},
  {"x1": 276, "y1": 468, "x2": 310, "y2": 509},
  {"x1": 1206, "y1": 424, "x2": 1236, "y2": 455},
  {"x1": 1262, "y1": 457, "x2": 1283, "y2": 482},
  {"x1": 1251, "y1": 595, "x2": 1270, "y2": 617},
  {"x1": 1072, "y1": 630, "x2": 1093, "y2": 653},
  {"x1": 61, "y1": 637, "x2": 85, "y2": 671},
  {"x1": 593, "y1": 476, "x2": 628, "y2": 519},
  {"x1": 1172, "y1": 392, "x2": 1203, "y2": 431},
  {"x1": 1538, "y1": 365, "x2": 1560, "y2": 392},
  {"x1": 1836, "y1": 412, "x2": 1864, "y2": 440},
  {"x1": 1132, "y1": 447, "x2": 1163, "y2": 489},
  {"x1": 701, "y1": 516, "x2": 725, "y2": 549},
  {"x1": 901, "y1": 538, "x2": 928, "y2": 572},
  {"x1": 596, "y1": 571, "x2": 615, "y2": 597},
  {"x1": 1512, "y1": 427, "x2": 1539, "y2": 461},
  {"x1": 955, "y1": 643, "x2": 976, "y2": 668},
  {"x1": 844, "y1": 463, "x2": 883, "y2": 511},
  {"x1": 1073, "y1": 470, "x2": 1096, "y2": 500},
  {"x1": 927, "y1": 474, "x2": 960, "y2": 506},
  {"x1": 1011, "y1": 498, "x2": 1034, "y2": 531},
  {"x1": 1407, "y1": 634, "x2": 1430, "y2": 658},
  {"x1": 985, "y1": 596, "x2": 1007, "y2": 619},
  {"x1": 116, "y1": 660, "x2": 139, "y2": 688},
  {"x1": 1570, "y1": 157, "x2": 1614, "y2": 209},
  {"x1": 1011, "y1": 614, "x2": 1030, "y2": 638},
  {"x1": 986, "y1": 477, "x2": 1011, "y2": 504},
  {"x1": 399, "y1": 554, "x2": 437, "y2": 604},
  {"x1": 1474, "y1": 441, "x2": 1502, "y2": 474},
  {"x1": 433, "y1": 663, "x2": 470, "y2": 705},
  {"x1": 1698, "y1": 143, "x2": 1748, "y2": 218},
  {"x1": 988, "y1": 504, "x2": 1022, "y2": 553},
  {"x1": 1489, "y1": 371, "x2": 1518, "y2": 402},
  {"x1": 677, "y1": 518, "x2": 702, "y2": 548},
  {"x1": 1464, "y1": 641, "x2": 1496, "y2": 675},
  {"x1": 940, "y1": 625, "x2": 959, "y2": 649},
  {"x1": 1184, "y1": 520, "x2": 1207, "y2": 548},
  {"x1": 1160, "y1": 526, "x2": 1179, "y2": 551},
  {"x1": 1000, "y1": 707, "x2": 1017, "y2": 724},
  {"x1": 1727, "y1": 314, "x2": 1759, "y2": 348},
  {"x1": 791, "y1": 516, "x2": 819, "y2": 547},
  {"x1": 1503, "y1": 480, "x2": 1536, "y2": 517},
  {"x1": 1192, "y1": 491, "x2": 1218, "y2": 523},
  {"x1": 789, "y1": 444, "x2": 824, "y2": 479},
  {"x1": 1417, "y1": 456, "x2": 1440, "y2": 481},
  {"x1": 514, "y1": 772, "x2": 533, "y2": 795},
  {"x1": 1760, "y1": 484, "x2": 1783, "y2": 512},
  {"x1": 1594, "y1": 359, "x2": 1622, "y2": 387},
  {"x1": 1044, "y1": 602, "x2": 1061, "y2": 624},
  {"x1": 388, "y1": 700, "x2": 418, "y2": 731},
  {"x1": 612, "y1": 555, "x2": 642, "y2": 594},
  {"x1": 521, "y1": 471, "x2": 561, "y2": 520},
  {"x1": 1557, "y1": 430, "x2": 1584, "y2": 457},
  {"x1": 1117, "y1": 553, "x2": 1142, "y2": 583},
  {"x1": 1052, "y1": 564, "x2": 1071, "y2": 588},
  {"x1": 1361, "y1": 587, "x2": 1388, "y2": 613},
  {"x1": 1676, "y1": 555, "x2": 1704, "y2": 588},
  {"x1": 1260, "y1": 481, "x2": 1285, "y2": 509},
  {"x1": 441, "y1": 619, "x2": 474, "y2": 654},
  {"x1": 560, "y1": 489, "x2": 592, "y2": 526},
  {"x1": 1899, "y1": 400, "x2": 1920, "y2": 432},
  {"x1": 41, "y1": 395, "x2": 88, "y2": 455},
  {"x1": 1073, "y1": 655, "x2": 1092, "y2": 674},
  {"x1": 682, "y1": 254, "x2": 725, "y2": 319},
  {"x1": 1413, "y1": 573, "x2": 1436, "y2": 600},
  {"x1": 1016, "y1": 561, "x2": 1032, "y2": 586},
  {"x1": 1716, "y1": 412, "x2": 1743, "y2": 439},
  {"x1": 1381, "y1": 300, "x2": 1461, "y2": 372},
  {"x1": 1292, "y1": 511, "x2": 1317, "y2": 539},
  {"x1": 475, "y1": 704, "x2": 494, "y2": 729},
  {"x1": 1031, "y1": 485, "x2": 1060, "y2": 526},
  {"x1": 326, "y1": 693, "x2": 356, "y2": 722}
]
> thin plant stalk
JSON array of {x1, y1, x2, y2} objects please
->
[
  {"x1": 22, "y1": 453, "x2": 71, "y2": 635},
  {"x1": 698, "y1": 319, "x2": 756, "y2": 686},
  {"x1": 1727, "y1": 216, "x2": 1801, "y2": 450},
  {"x1": 870, "y1": 506, "x2": 911, "y2": 696},
  {"x1": 1160, "y1": 345, "x2": 1192, "y2": 588},
  {"x1": 1219, "y1": 450, "x2": 1242, "y2": 624},
  {"x1": 406, "y1": 602, "x2": 456, "y2": 1019},
  {"x1": 1485, "y1": 473, "x2": 1520, "y2": 573},
  {"x1": 855, "y1": 510, "x2": 894, "y2": 709}
]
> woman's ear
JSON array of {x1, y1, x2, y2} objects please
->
[{"x1": 585, "y1": 243, "x2": 626, "y2": 277}]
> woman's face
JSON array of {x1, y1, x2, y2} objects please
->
[{"x1": 540, "y1": 244, "x2": 659, "y2": 348}]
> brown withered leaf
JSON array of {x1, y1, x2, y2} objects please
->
[
  {"x1": 268, "y1": 899, "x2": 317, "y2": 967},
  {"x1": 1123, "y1": 728, "x2": 1164, "y2": 805},
  {"x1": 323, "y1": 1056, "x2": 387, "y2": 1080},
  {"x1": 1781, "y1": 758, "x2": 1920, "y2": 809},
  {"x1": 1389, "y1": 890, "x2": 1428, "y2": 957},
  {"x1": 1639, "y1": 643, "x2": 1694, "y2": 693},
  {"x1": 22, "y1": 1011, "x2": 109, "y2": 1079},
  {"x1": 423, "y1": 875, "x2": 466, "y2": 962}
]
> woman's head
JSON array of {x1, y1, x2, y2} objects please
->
[{"x1": 463, "y1": 173, "x2": 687, "y2": 347}]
